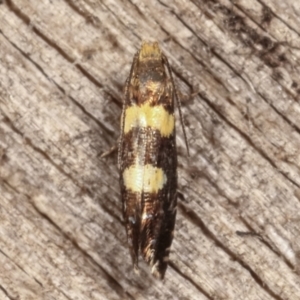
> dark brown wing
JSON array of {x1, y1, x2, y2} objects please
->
[{"x1": 119, "y1": 42, "x2": 178, "y2": 279}]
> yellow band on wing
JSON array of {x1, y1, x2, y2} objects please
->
[
  {"x1": 123, "y1": 164, "x2": 167, "y2": 193},
  {"x1": 124, "y1": 103, "x2": 175, "y2": 137}
]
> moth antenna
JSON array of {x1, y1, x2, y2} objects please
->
[{"x1": 163, "y1": 54, "x2": 190, "y2": 156}]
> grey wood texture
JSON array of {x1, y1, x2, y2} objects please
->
[{"x1": 0, "y1": 0, "x2": 300, "y2": 299}]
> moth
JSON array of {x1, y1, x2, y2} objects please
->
[{"x1": 118, "y1": 41, "x2": 188, "y2": 279}]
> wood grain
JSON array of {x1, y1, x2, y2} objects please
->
[{"x1": 1, "y1": 0, "x2": 300, "y2": 299}]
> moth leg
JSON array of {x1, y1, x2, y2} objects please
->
[
  {"x1": 177, "y1": 190, "x2": 187, "y2": 203},
  {"x1": 178, "y1": 88, "x2": 200, "y2": 105},
  {"x1": 99, "y1": 144, "x2": 118, "y2": 159}
]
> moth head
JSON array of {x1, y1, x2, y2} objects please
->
[{"x1": 139, "y1": 41, "x2": 162, "y2": 60}]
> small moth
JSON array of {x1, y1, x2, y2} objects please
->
[{"x1": 118, "y1": 41, "x2": 188, "y2": 279}]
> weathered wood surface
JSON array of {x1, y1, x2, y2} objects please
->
[{"x1": 1, "y1": 0, "x2": 300, "y2": 299}]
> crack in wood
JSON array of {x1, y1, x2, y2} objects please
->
[{"x1": 179, "y1": 202, "x2": 284, "y2": 300}]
